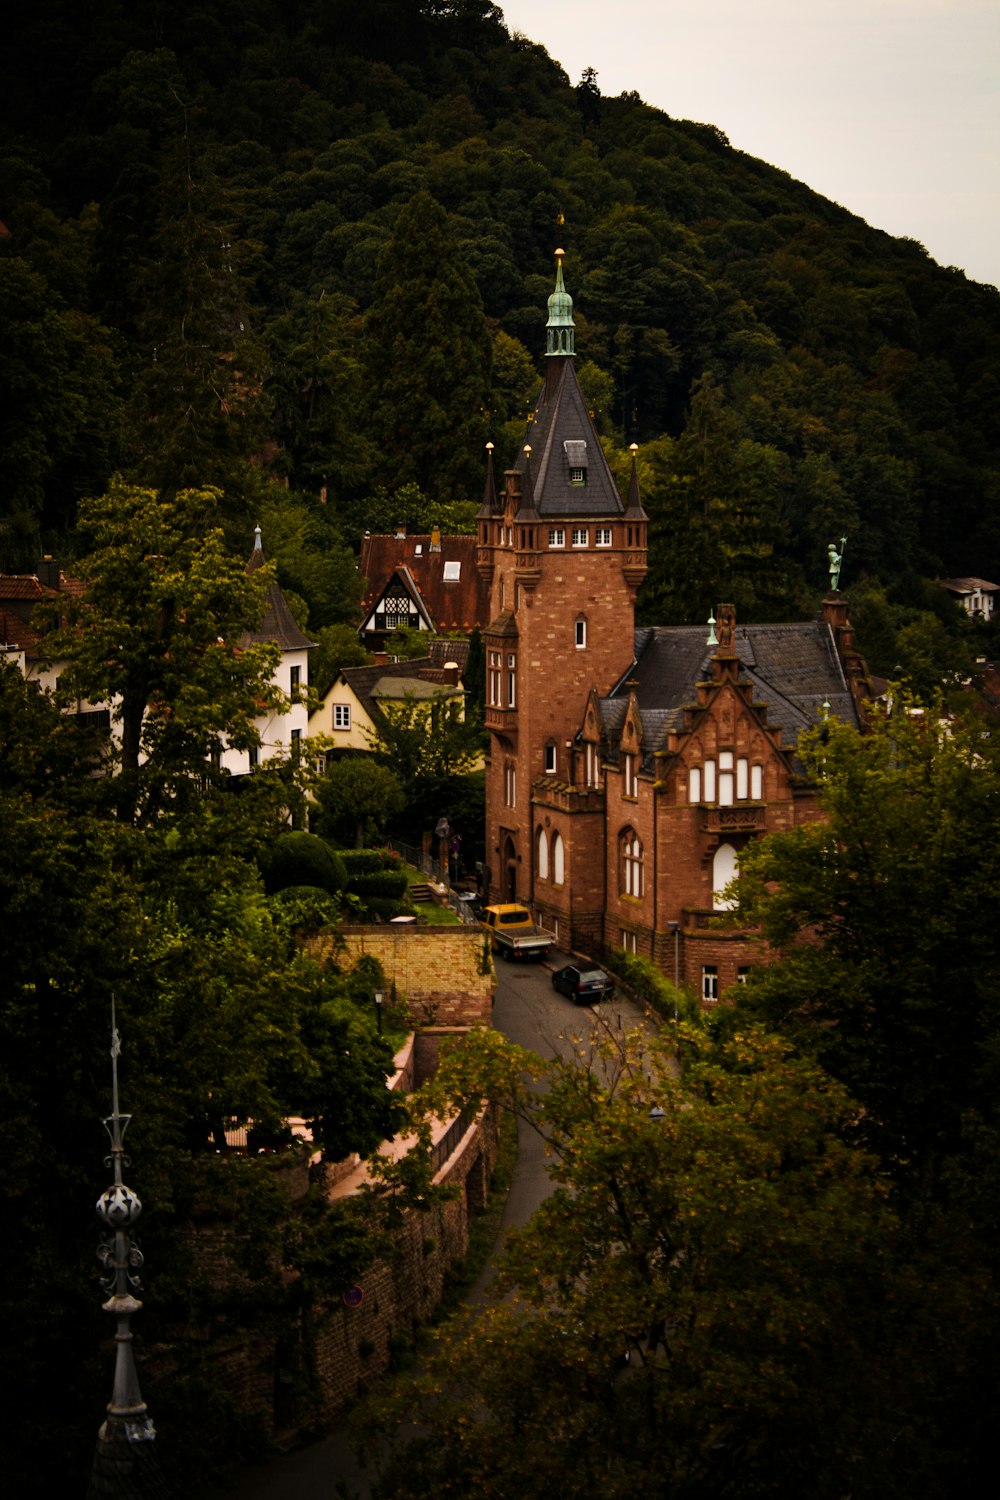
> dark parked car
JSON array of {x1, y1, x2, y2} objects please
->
[{"x1": 551, "y1": 964, "x2": 615, "y2": 1005}]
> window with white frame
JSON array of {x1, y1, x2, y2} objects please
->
[
  {"x1": 737, "y1": 966, "x2": 750, "y2": 984},
  {"x1": 548, "y1": 527, "x2": 566, "y2": 548},
  {"x1": 552, "y1": 829, "x2": 565, "y2": 885},
  {"x1": 623, "y1": 752, "x2": 637, "y2": 798},
  {"x1": 712, "y1": 842, "x2": 739, "y2": 911},
  {"x1": 621, "y1": 828, "x2": 644, "y2": 898},
  {"x1": 596, "y1": 527, "x2": 612, "y2": 547},
  {"x1": 572, "y1": 527, "x2": 588, "y2": 548},
  {"x1": 333, "y1": 702, "x2": 351, "y2": 730},
  {"x1": 718, "y1": 750, "x2": 734, "y2": 806},
  {"x1": 703, "y1": 758, "x2": 717, "y2": 802},
  {"x1": 536, "y1": 825, "x2": 549, "y2": 880},
  {"x1": 442, "y1": 560, "x2": 461, "y2": 580},
  {"x1": 702, "y1": 965, "x2": 719, "y2": 1004},
  {"x1": 688, "y1": 764, "x2": 701, "y2": 803},
  {"x1": 290, "y1": 664, "x2": 301, "y2": 696},
  {"x1": 621, "y1": 930, "x2": 637, "y2": 954},
  {"x1": 736, "y1": 756, "x2": 748, "y2": 800},
  {"x1": 544, "y1": 743, "x2": 557, "y2": 774},
  {"x1": 751, "y1": 762, "x2": 763, "y2": 800},
  {"x1": 585, "y1": 741, "x2": 600, "y2": 788},
  {"x1": 506, "y1": 653, "x2": 517, "y2": 707},
  {"x1": 504, "y1": 761, "x2": 516, "y2": 808},
  {"x1": 488, "y1": 651, "x2": 502, "y2": 707},
  {"x1": 575, "y1": 617, "x2": 587, "y2": 649}
]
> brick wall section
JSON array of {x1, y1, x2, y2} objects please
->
[
  {"x1": 309, "y1": 925, "x2": 494, "y2": 1028},
  {"x1": 158, "y1": 1078, "x2": 501, "y2": 1448}
]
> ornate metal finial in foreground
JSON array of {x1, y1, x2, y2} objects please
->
[
  {"x1": 828, "y1": 535, "x2": 847, "y2": 592},
  {"x1": 88, "y1": 1001, "x2": 171, "y2": 1498}
]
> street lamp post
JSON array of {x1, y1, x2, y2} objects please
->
[
  {"x1": 374, "y1": 989, "x2": 383, "y2": 1036},
  {"x1": 668, "y1": 920, "x2": 680, "y2": 1021}
]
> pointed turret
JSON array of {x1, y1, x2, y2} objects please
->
[
  {"x1": 545, "y1": 248, "x2": 576, "y2": 359},
  {"x1": 478, "y1": 441, "x2": 499, "y2": 519}
]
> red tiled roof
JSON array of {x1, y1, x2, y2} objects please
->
[{"x1": 359, "y1": 534, "x2": 489, "y2": 634}]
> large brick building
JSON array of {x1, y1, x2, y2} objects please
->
[{"x1": 480, "y1": 254, "x2": 872, "y2": 1001}]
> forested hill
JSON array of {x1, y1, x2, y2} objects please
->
[{"x1": 3, "y1": 0, "x2": 999, "y2": 667}]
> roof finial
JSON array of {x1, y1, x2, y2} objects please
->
[
  {"x1": 253, "y1": 524, "x2": 263, "y2": 551},
  {"x1": 478, "y1": 441, "x2": 499, "y2": 517},
  {"x1": 546, "y1": 248, "x2": 575, "y2": 358},
  {"x1": 706, "y1": 610, "x2": 718, "y2": 648},
  {"x1": 89, "y1": 1001, "x2": 171, "y2": 1495}
]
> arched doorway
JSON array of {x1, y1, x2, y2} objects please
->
[{"x1": 503, "y1": 835, "x2": 517, "y2": 901}]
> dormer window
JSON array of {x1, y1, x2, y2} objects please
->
[
  {"x1": 443, "y1": 560, "x2": 461, "y2": 581},
  {"x1": 564, "y1": 439, "x2": 588, "y2": 485}
]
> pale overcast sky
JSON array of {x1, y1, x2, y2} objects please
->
[{"x1": 499, "y1": 0, "x2": 1000, "y2": 289}]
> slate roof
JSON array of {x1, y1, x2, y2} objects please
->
[
  {"x1": 359, "y1": 533, "x2": 489, "y2": 633},
  {"x1": 511, "y1": 360, "x2": 625, "y2": 518},
  {"x1": 601, "y1": 620, "x2": 861, "y2": 772},
  {"x1": 245, "y1": 539, "x2": 313, "y2": 651},
  {"x1": 338, "y1": 655, "x2": 464, "y2": 721}
]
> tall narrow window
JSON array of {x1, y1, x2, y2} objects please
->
[
  {"x1": 736, "y1": 757, "x2": 749, "y2": 800},
  {"x1": 575, "y1": 617, "x2": 587, "y2": 649},
  {"x1": 290, "y1": 664, "x2": 301, "y2": 696},
  {"x1": 544, "y1": 743, "x2": 557, "y2": 774},
  {"x1": 504, "y1": 761, "x2": 516, "y2": 808},
  {"x1": 712, "y1": 843, "x2": 739, "y2": 911},
  {"x1": 552, "y1": 830, "x2": 565, "y2": 885},
  {"x1": 536, "y1": 826, "x2": 549, "y2": 880},
  {"x1": 621, "y1": 829, "x2": 644, "y2": 898},
  {"x1": 751, "y1": 763, "x2": 763, "y2": 800},
  {"x1": 488, "y1": 651, "x2": 502, "y2": 707},
  {"x1": 719, "y1": 750, "x2": 734, "y2": 807},
  {"x1": 703, "y1": 758, "x2": 717, "y2": 803},
  {"x1": 689, "y1": 765, "x2": 702, "y2": 803},
  {"x1": 623, "y1": 753, "x2": 637, "y2": 798},
  {"x1": 702, "y1": 966, "x2": 719, "y2": 1004},
  {"x1": 507, "y1": 653, "x2": 517, "y2": 708},
  {"x1": 585, "y1": 742, "x2": 599, "y2": 788}
]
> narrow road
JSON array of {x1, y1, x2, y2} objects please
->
[{"x1": 210, "y1": 951, "x2": 651, "y2": 1499}]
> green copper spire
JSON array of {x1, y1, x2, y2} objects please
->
[{"x1": 546, "y1": 248, "x2": 576, "y2": 357}]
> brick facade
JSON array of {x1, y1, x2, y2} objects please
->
[
  {"x1": 310, "y1": 925, "x2": 494, "y2": 1028},
  {"x1": 482, "y1": 261, "x2": 872, "y2": 1003}
]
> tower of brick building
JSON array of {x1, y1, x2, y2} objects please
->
[
  {"x1": 478, "y1": 251, "x2": 647, "y2": 947},
  {"x1": 479, "y1": 255, "x2": 873, "y2": 997}
]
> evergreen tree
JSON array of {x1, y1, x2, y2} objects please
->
[{"x1": 362, "y1": 191, "x2": 492, "y2": 501}]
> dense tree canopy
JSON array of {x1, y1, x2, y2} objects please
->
[
  {"x1": 729, "y1": 698, "x2": 1000, "y2": 1188},
  {"x1": 3, "y1": 0, "x2": 999, "y2": 660},
  {"x1": 367, "y1": 1022, "x2": 990, "y2": 1499}
]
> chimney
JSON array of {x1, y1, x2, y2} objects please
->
[
  {"x1": 36, "y1": 555, "x2": 61, "y2": 591},
  {"x1": 430, "y1": 524, "x2": 441, "y2": 553},
  {"x1": 374, "y1": 651, "x2": 389, "y2": 666},
  {"x1": 394, "y1": 524, "x2": 406, "y2": 539},
  {"x1": 443, "y1": 660, "x2": 459, "y2": 687}
]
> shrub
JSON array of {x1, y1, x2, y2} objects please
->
[{"x1": 260, "y1": 831, "x2": 347, "y2": 895}]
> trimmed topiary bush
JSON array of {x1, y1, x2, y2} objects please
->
[{"x1": 260, "y1": 830, "x2": 347, "y2": 895}]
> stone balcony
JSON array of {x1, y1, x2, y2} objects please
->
[{"x1": 699, "y1": 804, "x2": 767, "y2": 835}]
